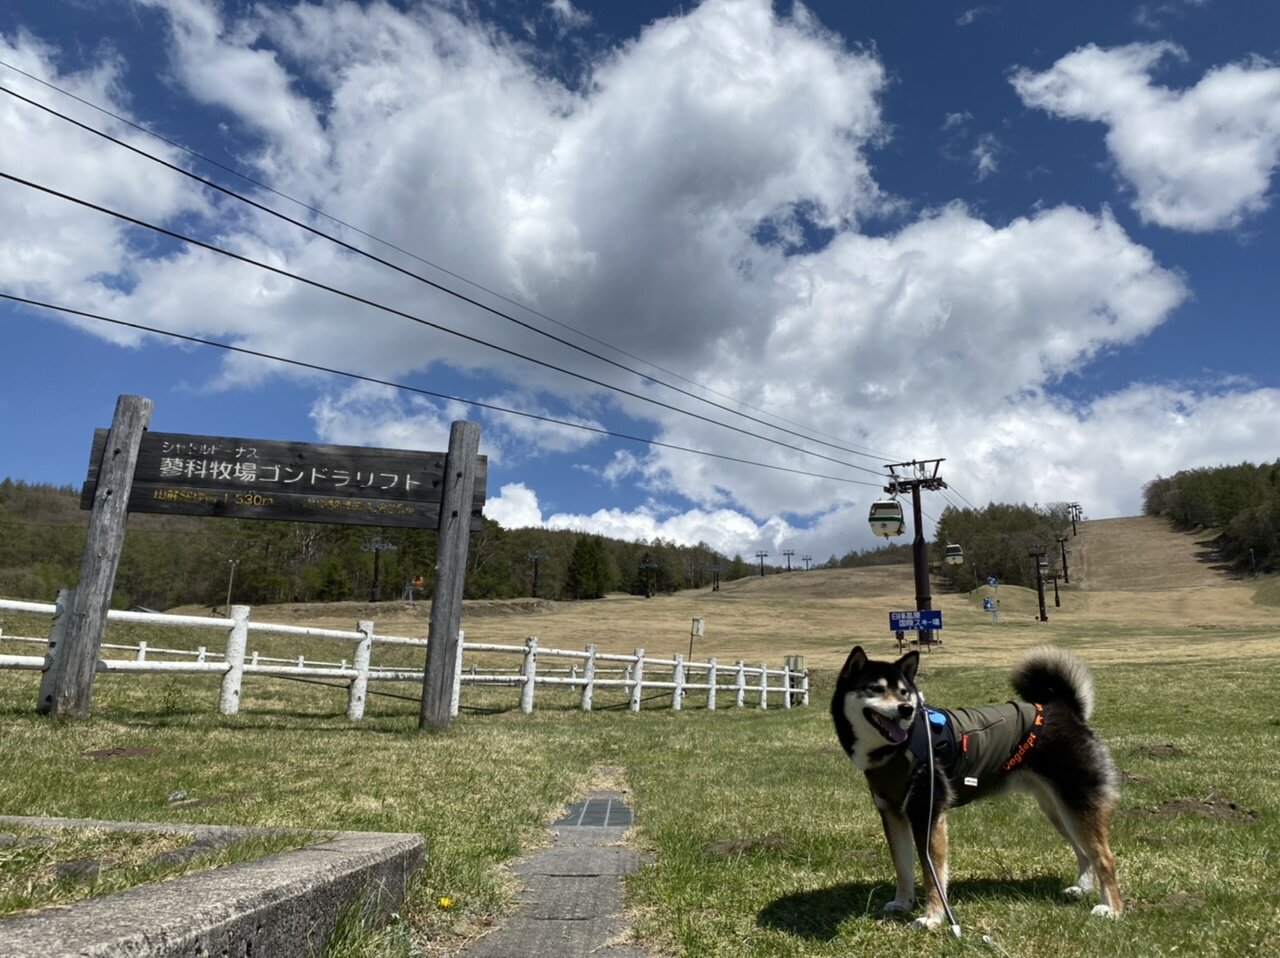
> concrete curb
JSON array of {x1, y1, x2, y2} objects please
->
[{"x1": 0, "y1": 815, "x2": 426, "y2": 957}]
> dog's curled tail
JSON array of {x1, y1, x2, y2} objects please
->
[{"x1": 1011, "y1": 646, "x2": 1095, "y2": 720}]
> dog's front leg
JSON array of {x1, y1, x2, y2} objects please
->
[
  {"x1": 912, "y1": 812, "x2": 949, "y2": 930},
  {"x1": 879, "y1": 807, "x2": 916, "y2": 914}
]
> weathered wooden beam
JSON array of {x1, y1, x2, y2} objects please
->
[
  {"x1": 419, "y1": 420, "x2": 481, "y2": 730},
  {"x1": 39, "y1": 394, "x2": 152, "y2": 718}
]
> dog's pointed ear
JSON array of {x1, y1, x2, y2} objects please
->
[
  {"x1": 894, "y1": 650, "x2": 920, "y2": 684},
  {"x1": 839, "y1": 645, "x2": 868, "y2": 680}
]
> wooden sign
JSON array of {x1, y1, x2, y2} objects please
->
[{"x1": 80, "y1": 429, "x2": 486, "y2": 530}]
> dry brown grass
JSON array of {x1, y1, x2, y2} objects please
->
[{"x1": 160, "y1": 519, "x2": 1279, "y2": 674}]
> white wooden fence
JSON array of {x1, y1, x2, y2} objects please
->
[{"x1": 0, "y1": 598, "x2": 809, "y2": 718}]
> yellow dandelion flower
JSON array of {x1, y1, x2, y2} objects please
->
[{"x1": 437, "y1": 896, "x2": 453, "y2": 910}]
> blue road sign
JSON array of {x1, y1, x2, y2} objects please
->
[
  {"x1": 889, "y1": 610, "x2": 943, "y2": 631},
  {"x1": 986, "y1": 576, "x2": 998, "y2": 586},
  {"x1": 982, "y1": 598, "x2": 994, "y2": 610}
]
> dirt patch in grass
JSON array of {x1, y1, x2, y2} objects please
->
[
  {"x1": 706, "y1": 835, "x2": 791, "y2": 858},
  {"x1": 1137, "y1": 744, "x2": 1186, "y2": 758},
  {"x1": 81, "y1": 747, "x2": 163, "y2": 759},
  {"x1": 1129, "y1": 789, "x2": 1259, "y2": 825}
]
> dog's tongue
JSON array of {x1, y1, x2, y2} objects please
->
[{"x1": 886, "y1": 721, "x2": 909, "y2": 744}]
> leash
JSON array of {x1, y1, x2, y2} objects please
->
[{"x1": 917, "y1": 688, "x2": 962, "y2": 939}]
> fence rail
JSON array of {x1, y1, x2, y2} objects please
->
[{"x1": 0, "y1": 597, "x2": 809, "y2": 718}]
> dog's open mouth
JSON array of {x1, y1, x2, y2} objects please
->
[{"x1": 864, "y1": 708, "x2": 910, "y2": 744}]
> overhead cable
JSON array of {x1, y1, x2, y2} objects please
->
[
  {"x1": 0, "y1": 291, "x2": 885, "y2": 489},
  {"x1": 0, "y1": 80, "x2": 898, "y2": 467}
]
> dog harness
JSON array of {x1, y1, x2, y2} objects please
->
[{"x1": 865, "y1": 701, "x2": 1043, "y2": 810}]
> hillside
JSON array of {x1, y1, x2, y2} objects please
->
[{"x1": 1069, "y1": 516, "x2": 1230, "y2": 592}]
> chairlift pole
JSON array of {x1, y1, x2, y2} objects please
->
[
  {"x1": 1058, "y1": 535, "x2": 1070, "y2": 584},
  {"x1": 883, "y1": 460, "x2": 947, "y2": 645},
  {"x1": 1028, "y1": 548, "x2": 1049, "y2": 622}
]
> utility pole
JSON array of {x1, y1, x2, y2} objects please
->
[
  {"x1": 782, "y1": 549, "x2": 794, "y2": 572},
  {"x1": 801, "y1": 554, "x2": 812, "y2": 571},
  {"x1": 1057, "y1": 535, "x2": 1071, "y2": 584},
  {"x1": 224, "y1": 558, "x2": 239, "y2": 617},
  {"x1": 710, "y1": 563, "x2": 721, "y2": 592},
  {"x1": 1049, "y1": 572, "x2": 1062, "y2": 608},
  {"x1": 527, "y1": 552, "x2": 548, "y2": 598},
  {"x1": 1069, "y1": 502, "x2": 1082, "y2": 536},
  {"x1": 640, "y1": 560, "x2": 657, "y2": 597},
  {"x1": 882, "y1": 459, "x2": 947, "y2": 645},
  {"x1": 362, "y1": 538, "x2": 397, "y2": 602},
  {"x1": 755, "y1": 551, "x2": 769, "y2": 577},
  {"x1": 1028, "y1": 548, "x2": 1049, "y2": 622}
]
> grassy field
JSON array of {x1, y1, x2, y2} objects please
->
[{"x1": 1, "y1": 517, "x2": 1278, "y2": 957}]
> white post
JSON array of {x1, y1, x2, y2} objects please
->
[
  {"x1": 250, "y1": 650, "x2": 260, "y2": 667},
  {"x1": 734, "y1": 660, "x2": 746, "y2": 708},
  {"x1": 297, "y1": 655, "x2": 305, "y2": 668},
  {"x1": 347, "y1": 619, "x2": 373, "y2": 721},
  {"x1": 219, "y1": 605, "x2": 250, "y2": 715},
  {"x1": 629, "y1": 648, "x2": 646, "y2": 712},
  {"x1": 671, "y1": 653, "x2": 685, "y2": 711},
  {"x1": 520, "y1": 636, "x2": 538, "y2": 713},
  {"x1": 196, "y1": 646, "x2": 207, "y2": 663},
  {"x1": 135, "y1": 641, "x2": 147, "y2": 663},
  {"x1": 801, "y1": 669, "x2": 810, "y2": 706},
  {"x1": 580, "y1": 644, "x2": 597, "y2": 712},
  {"x1": 758, "y1": 662, "x2": 769, "y2": 710},
  {"x1": 782, "y1": 666, "x2": 793, "y2": 709},
  {"x1": 450, "y1": 630, "x2": 464, "y2": 718},
  {"x1": 707, "y1": 656, "x2": 717, "y2": 711}
]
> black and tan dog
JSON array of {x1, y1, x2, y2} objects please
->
[{"x1": 831, "y1": 645, "x2": 1123, "y2": 928}]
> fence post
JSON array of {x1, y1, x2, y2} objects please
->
[
  {"x1": 136, "y1": 641, "x2": 147, "y2": 663},
  {"x1": 706, "y1": 657, "x2": 717, "y2": 711},
  {"x1": 629, "y1": 648, "x2": 646, "y2": 712},
  {"x1": 219, "y1": 605, "x2": 250, "y2": 715},
  {"x1": 734, "y1": 660, "x2": 746, "y2": 708},
  {"x1": 801, "y1": 669, "x2": 810, "y2": 706},
  {"x1": 347, "y1": 619, "x2": 373, "y2": 721},
  {"x1": 520, "y1": 636, "x2": 538, "y2": 713},
  {"x1": 36, "y1": 588, "x2": 75, "y2": 714},
  {"x1": 196, "y1": 646, "x2": 207, "y2": 663},
  {"x1": 450, "y1": 631, "x2": 464, "y2": 718},
  {"x1": 580, "y1": 644, "x2": 597, "y2": 712},
  {"x1": 782, "y1": 666, "x2": 792, "y2": 709},
  {"x1": 758, "y1": 662, "x2": 769, "y2": 710},
  {"x1": 671, "y1": 653, "x2": 685, "y2": 711}
]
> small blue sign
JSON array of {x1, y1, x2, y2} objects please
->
[
  {"x1": 982, "y1": 598, "x2": 994, "y2": 611},
  {"x1": 986, "y1": 576, "x2": 998, "y2": 586},
  {"x1": 890, "y1": 610, "x2": 943, "y2": 631}
]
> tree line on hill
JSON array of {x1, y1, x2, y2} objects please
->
[
  {"x1": 1142, "y1": 460, "x2": 1279, "y2": 573},
  {"x1": 930, "y1": 501, "x2": 1073, "y2": 592},
  {"x1": 0, "y1": 479, "x2": 910, "y2": 610}
]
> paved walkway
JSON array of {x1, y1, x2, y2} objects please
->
[{"x1": 455, "y1": 791, "x2": 650, "y2": 958}]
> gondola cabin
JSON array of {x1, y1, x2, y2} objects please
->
[
  {"x1": 1038, "y1": 559, "x2": 1050, "y2": 576},
  {"x1": 868, "y1": 499, "x2": 906, "y2": 538},
  {"x1": 944, "y1": 543, "x2": 964, "y2": 565}
]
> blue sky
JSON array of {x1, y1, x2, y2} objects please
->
[{"x1": 2, "y1": 0, "x2": 1279, "y2": 562}]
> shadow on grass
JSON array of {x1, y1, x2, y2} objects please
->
[{"x1": 757, "y1": 875, "x2": 1066, "y2": 941}]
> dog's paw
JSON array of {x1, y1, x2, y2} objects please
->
[
  {"x1": 882, "y1": 899, "x2": 913, "y2": 915},
  {"x1": 1063, "y1": 884, "x2": 1086, "y2": 899},
  {"x1": 1090, "y1": 904, "x2": 1121, "y2": 919},
  {"x1": 911, "y1": 915, "x2": 943, "y2": 931}
]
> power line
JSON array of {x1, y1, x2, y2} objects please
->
[
  {"x1": 0, "y1": 167, "x2": 890, "y2": 479},
  {"x1": 0, "y1": 80, "x2": 898, "y2": 469},
  {"x1": 0, "y1": 292, "x2": 885, "y2": 489}
]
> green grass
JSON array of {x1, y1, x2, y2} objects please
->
[{"x1": 1, "y1": 619, "x2": 1278, "y2": 957}]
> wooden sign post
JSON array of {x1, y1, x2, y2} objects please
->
[
  {"x1": 42, "y1": 395, "x2": 485, "y2": 722},
  {"x1": 420, "y1": 420, "x2": 481, "y2": 731},
  {"x1": 38, "y1": 394, "x2": 152, "y2": 718}
]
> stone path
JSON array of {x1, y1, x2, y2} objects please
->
[{"x1": 455, "y1": 791, "x2": 650, "y2": 958}]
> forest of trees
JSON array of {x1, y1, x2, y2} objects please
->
[
  {"x1": 1142, "y1": 460, "x2": 1280, "y2": 573},
  {"x1": 930, "y1": 501, "x2": 1073, "y2": 592},
  {"x1": 0, "y1": 479, "x2": 910, "y2": 610}
]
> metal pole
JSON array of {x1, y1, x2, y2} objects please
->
[
  {"x1": 910, "y1": 482, "x2": 934, "y2": 644},
  {"x1": 225, "y1": 559, "x2": 238, "y2": 617}
]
